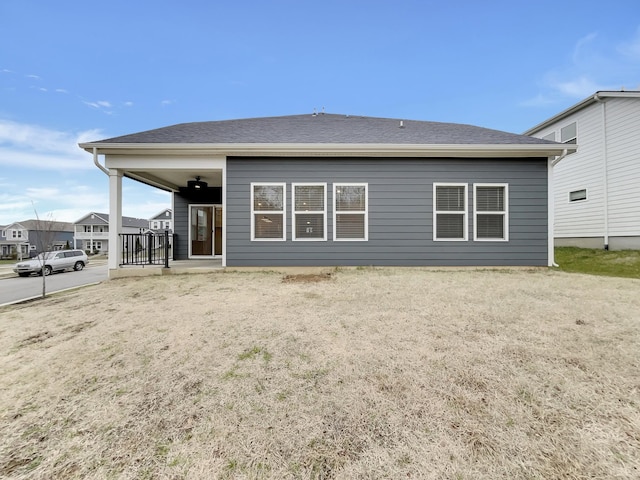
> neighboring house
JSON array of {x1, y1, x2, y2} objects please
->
[
  {"x1": 0, "y1": 220, "x2": 73, "y2": 259},
  {"x1": 525, "y1": 90, "x2": 640, "y2": 250},
  {"x1": 74, "y1": 212, "x2": 149, "y2": 253},
  {"x1": 149, "y1": 208, "x2": 173, "y2": 232},
  {"x1": 79, "y1": 113, "x2": 572, "y2": 275}
]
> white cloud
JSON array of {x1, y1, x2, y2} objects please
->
[
  {"x1": 523, "y1": 28, "x2": 640, "y2": 106},
  {"x1": 161, "y1": 100, "x2": 174, "y2": 106},
  {"x1": 618, "y1": 26, "x2": 640, "y2": 59},
  {"x1": 552, "y1": 76, "x2": 607, "y2": 98},
  {"x1": 0, "y1": 182, "x2": 110, "y2": 224},
  {"x1": 0, "y1": 120, "x2": 169, "y2": 225},
  {"x1": 0, "y1": 119, "x2": 102, "y2": 170},
  {"x1": 519, "y1": 93, "x2": 559, "y2": 107},
  {"x1": 84, "y1": 100, "x2": 112, "y2": 109}
]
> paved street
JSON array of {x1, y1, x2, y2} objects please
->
[{"x1": 0, "y1": 261, "x2": 108, "y2": 306}]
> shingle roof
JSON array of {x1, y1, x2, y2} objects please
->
[
  {"x1": 92, "y1": 114, "x2": 554, "y2": 146},
  {"x1": 74, "y1": 212, "x2": 148, "y2": 228},
  {"x1": 11, "y1": 220, "x2": 74, "y2": 232}
]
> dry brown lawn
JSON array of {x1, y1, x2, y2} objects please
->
[{"x1": 1, "y1": 268, "x2": 639, "y2": 479}]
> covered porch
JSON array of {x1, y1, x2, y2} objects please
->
[{"x1": 82, "y1": 146, "x2": 227, "y2": 278}]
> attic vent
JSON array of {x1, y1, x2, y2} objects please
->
[{"x1": 399, "y1": 120, "x2": 405, "y2": 128}]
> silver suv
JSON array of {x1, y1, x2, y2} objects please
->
[{"x1": 13, "y1": 250, "x2": 89, "y2": 277}]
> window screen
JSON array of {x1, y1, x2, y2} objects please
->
[
  {"x1": 474, "y1": 184, "x2": 508, "y2": 241},
  {"x1": 334, "y1": 184, "x2": 367, "y2": 240},
  {"x1": 293, "y1": 184, "x2": 326, "y2": 240},
  {"x1": 252, "y1": 183, "x2": 285, "y2": 240},
  {"x1": 434, "y1": 184, "x2": 467, "y2": 240}
]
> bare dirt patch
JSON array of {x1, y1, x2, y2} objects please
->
[
  {"x1": 282, "y1": 273, "x2": 333, "y2": 283},
  {"x1": 1, "y1": 268, "x2": 639, "y2": 479}
]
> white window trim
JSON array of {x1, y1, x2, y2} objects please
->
[
  {"x1": 333, "y1": 183, "x2": 368, "y2": 241},
  {"x1": 433, "y1": 183, "x2": 468, "y2": 241},
  {"x1": 473, "y1": 183, "x2": 509, "y2": 242},
  {"x1": 292, "y1": 182, "x2": 327, "y2": 241},
  {"x1": 561, "y1": 122, "x2": 577, "y2": 155},
  {"x1": 251, "y1": 182, "x2": 286, "y2": 241},
  {"x1": 568, "y1": 188, "x2": 588, "y2": 203}
]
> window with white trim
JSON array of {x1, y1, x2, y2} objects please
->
[
  {"x1": 569, "y1": 188, "x2": 587, "y2": 202},
  {"x1": 334, "y1": 183, "x2": 368, "y2": 240},
  {"x1": 561, "y1": 122, "x2": 577, "y2": 154},
  {"x1": 251, "y1": 183, "x2": 286, "y2": 240},
  {"x1": 474, "y1": 184, "x2": 508, "y2": 241},
  {"x1": 433, "y1": 184, "x2": 467, "y2": 241},
  {"x1": 293, "y1": 183, "x2": 326, "y2": 241}
]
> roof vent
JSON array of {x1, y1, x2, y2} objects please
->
[{"x1": 399, "y1": 120, "x2": 405, "y2": 128}]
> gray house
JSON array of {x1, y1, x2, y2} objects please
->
[
  {"x1": 74, "y1": 212, "x2": 150, "y2": 253},
  {"x1": 79, "y1": 114, "x2": 573, "y2": 276},
  {"x1": 1, "y1": 220, "x2": 73, "y2": 259}
]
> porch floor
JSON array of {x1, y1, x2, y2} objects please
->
[{"x1": 110, "y1": 258, "x2": 223, "y2": 278}]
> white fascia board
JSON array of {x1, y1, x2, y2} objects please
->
[
  {"x1": 524, "y1": 90, "x2": 640, "y2": 135},
  {"x1": 84, "y1": 142, "x2": 572, "y2": 158},
  {"x1": 104, "y1": 155, "x2": 226, "y2": 169}
]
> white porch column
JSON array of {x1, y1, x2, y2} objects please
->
[{"x1": 108, "y1": 169, "x2": 123, "y2": 273}]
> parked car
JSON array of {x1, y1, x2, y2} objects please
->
[{"x1": 13, "y1": 250, "x2": 89, "y2": 277}]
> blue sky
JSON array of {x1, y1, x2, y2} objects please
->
[{"x1": 1, "y1": 0, "x2": 639, "y2": 225}]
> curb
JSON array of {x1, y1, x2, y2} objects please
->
[{"x1": 0, "y1": 282, "x2": 103, "y2": 308}]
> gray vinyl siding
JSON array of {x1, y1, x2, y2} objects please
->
[
  {"x1": 173, "y1": 194, "x2": 190, "y2": 260},
  {"x1": 226, "y1": 157, "x2": 549, "y2": 267},
  {"x1": 173, "y1": 188, "x2": 222, "y2": 260}
]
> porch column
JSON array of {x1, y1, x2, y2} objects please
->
[{"x1": 108, "y1": 169, "x2": 123, "y2": 273}]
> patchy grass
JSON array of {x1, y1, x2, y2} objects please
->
[
  {"x1": 1, "y1": 269, "x2": 639, "y2": 479},
  {"x1": 555, "y1": 246, "x2": 640, "y2": 278}
]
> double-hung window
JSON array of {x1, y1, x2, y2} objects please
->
[
  {"x1": 434, "y1": 184, "x2": 467, "y2": 241},
  {"x1": 251, "y1": 183, "x2": 286, "y2": 241},
  {"x1": 293, "y1": 183, "x2": 327, "y2": 241},
  {"x1": 474, "y1": 184, "x2": 508, "y2": 241},
  {"x1": 334, "y1": 183, "x2": 368, "y2": 241}
]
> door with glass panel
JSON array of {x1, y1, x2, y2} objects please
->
[{"x1": 190, "y1": 205, "x2": 222, "y2": 257}]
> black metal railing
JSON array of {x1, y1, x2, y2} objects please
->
[{"x1": 120, "y1": 231, "x2": 173, "y2": 267}]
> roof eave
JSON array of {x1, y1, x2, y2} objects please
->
[
  {"x1": 524, "y1": 90, "x2": 640, "y2": 135},
  {"x1": 80, "y1": 142, "x2": 571, "y2": 158}
]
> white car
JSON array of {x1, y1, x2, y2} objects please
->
[{"x1": 13, "y1": 250, "x2": 89, "y2": 277}]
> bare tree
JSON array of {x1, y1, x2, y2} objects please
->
[{"x1": 32, "y1": 205, "x2": 65, "y2": 298}]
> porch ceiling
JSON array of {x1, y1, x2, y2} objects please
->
[{"x1": 126, "y1": 169, "x2": 223, "y2": 192}]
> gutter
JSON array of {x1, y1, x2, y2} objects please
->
[
  {"x1": 549, "y1": 148, "x2": 569, "y2": 267},
  {"x1": 80, "y1": 142, "x2": 571, "y2": 158},
  {"x1": 594, "y1": 93, "x2": 610, "y2": 250}
]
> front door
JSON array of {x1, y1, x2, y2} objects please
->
[{"x1": 189, "y1": 205, "x2": 222, "y2": 257}]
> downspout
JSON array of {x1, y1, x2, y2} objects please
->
[
  {"x1": 549, "y1": 149, "x2": 569, "y2": 267},
  {"x1": 93, "y1": 147, "x2": 109, "y2": 175},
  {"x1": 594, "y1": 93, "x2": 610, "y2": 250},
  {"x1": 92, "y1": 147, "x2": 108, "y2": 254}
]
